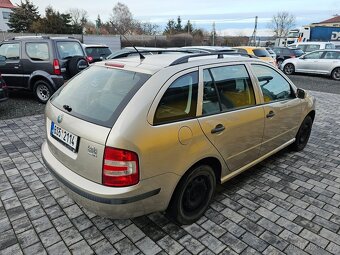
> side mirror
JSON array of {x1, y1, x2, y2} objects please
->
[
  {"x1": 297, "y1": 88, "x2": 306, "y2": 99},
  {"x1": 0, "y1": 55, "x2": 6, "y2": 66}
]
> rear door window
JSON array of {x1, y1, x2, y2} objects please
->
[
  {"x1": 51, "y1": 66, "x2": 150, "y2": 127},
  {"x1": 154, "y1": 72, "x2": 198, "y2": 125},
  {"x1": 57, "y1": 41, "x2": 84, "y2": 59}
]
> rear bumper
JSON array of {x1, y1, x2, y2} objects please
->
[
  {"x1": 41, "y1": 141, "x2": 180, "y2": 219},
  {"x1": 50, "y1": 75, "x2": 65, "y2": 89}
]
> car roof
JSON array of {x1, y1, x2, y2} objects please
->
[
  {"x1": 233, "y1": 46, "x2": 266, "y2": 50},
  {"x1": 83, "y1": 44, "x2": 109, "y2": 48},
  {"x1": 7, "y1": 36, "x2": 80, "y2": 42},
  {"x1": 95, "y1": 53, "x2": 263, "y2": 75}
]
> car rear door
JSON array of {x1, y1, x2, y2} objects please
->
[
  {"x1": 317, "y1": 51, "x2": 340, "y2": 74},
  {"x1": 250, "y1": 64, "x2": 302, "y2": 156},
  {"x1": 197, "y1": 63, "x2": 265, "y2": 172},
  {"x1": 0, "y1": 42, "x2": 24, "y2": 88}
]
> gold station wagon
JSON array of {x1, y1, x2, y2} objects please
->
[{"x1": 42, "y1": 53, "x2": 315, "y2": 224}]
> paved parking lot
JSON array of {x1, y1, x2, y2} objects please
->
[{"x1": 0, "y1": 90, "x2": 340, "y2": 255}]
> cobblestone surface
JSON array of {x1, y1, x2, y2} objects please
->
[{"x1": 0, "y1": 90, "x2": 340, "y2": 254}]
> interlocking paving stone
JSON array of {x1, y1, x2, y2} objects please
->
[{"x1": 0, "y1": 91, "x2": 340, "y2": 254}]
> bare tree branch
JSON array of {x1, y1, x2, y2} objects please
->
[{"x1": 269, "y1": 11, "x2": 296, "y2": 37}]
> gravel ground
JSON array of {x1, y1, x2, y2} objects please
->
[{"x1": 0, "y1": 74, "x2": 339, "y2": 120}]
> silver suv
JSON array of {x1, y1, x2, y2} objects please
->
[{"x1": 42, "y1": 53, "x2": 315, "y2": 224}]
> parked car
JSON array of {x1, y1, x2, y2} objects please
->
[
  {"x1": 0, "y1": 74, "x2": 8, "y2": 103},
  {"x1": 42, "y1": 53, "x2": 315, "y2": 224},
  {"x1": 232, "y1": 46, "x2": 277, "y2": 66},
  {"x1": 83, "y1": 44, "x2": 112, "y2": 63},
  {"x1": 281, "y1": 49, "x2": 340, "y2": 80},
  {"x1": 289, "y1": 42, "x2": 335, "y2": 53},
  {"x1": 272, "y1": 47, "x2": 305, "y2": 67},
  {"x1": 266, "y1": 47, "x2": 277, "y2": 59},
  {"x1": 0, "y1": 36, "x2": 89, "y2": 103}
]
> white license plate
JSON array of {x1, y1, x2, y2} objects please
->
[{"x1": 50, "y1": 122, "x2": 78, "y2": 152}]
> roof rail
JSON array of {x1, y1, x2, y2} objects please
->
[
  {"x1": 10, "y1": 36, "x2": 50, "y2": 40},
  {"x1": 169, "y1": 52, "x2": 258, "y2": 66}
]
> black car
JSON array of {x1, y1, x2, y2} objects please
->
[
  {"x1": 272, "y1": 47, "x2": 305, "y2": 67},
  {"x1": 0, "y1": 36, "x2": 89, "y2": 103},
  {"x1": 0, "y1": 74, "x2": 8, "y2": 103},
  {"x1": 83, "y1": 44, "x2": 112, "y2": 63}
]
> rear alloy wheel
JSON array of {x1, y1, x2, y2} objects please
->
[
  {"x1": 283, "y1": 63, "x2": 295, "y2": 75},
  {"x1": 290, "y1": 115, "x2": 313, "y2": 151},
  {"x1": 167, "y1": 165, "x2": 216, "y2": 225},
  {"x1": 331, "y1": 67, "x2": 340, "y2": 81},
  {"x1": 33, "y1": 80, "x2": 53, "y2": 104}
]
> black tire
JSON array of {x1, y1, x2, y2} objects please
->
[
  {"x1": 331, "y1": 67, "x2": 340, "y2": 81},
  {"x1": 167, "y1": 164, "x2": 216, "y2": 225},
  {"x1": 33, "y1": 80, "x2": 54, "y2": 104},
  {"x1": 67, "y1": 56, "x2": 89, "y2": 77},
  {"x1": 283, "y1": 63, "x2": 295, "y2": 75},
  {"x1": 290, "y1": 115, "x2": 313, "y2": 151}
]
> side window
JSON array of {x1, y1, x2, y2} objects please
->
[
  {"x1": 154, "y1": 72, "x2": 198, "y2": 125},
  {"x1": 202, "y1": 65, "x2": 256, "y2": 115},
  {"x1": 235, "y1": 48, "x2": 247, "y2": 54},
  {"x1": 325, "y1": 44, "x2": 335, "y2": 49},
  {"x1": 323, "y1": 51, "x2": 340, "y2": 59},
  {"x1": 252, "y1": 64, "x2": 295, "y2": 103},
  {"x1": 304, "y1": 51, "x2": 323, "y2": 59},
  {"x1": 26, "y1": 43, "x2": 49, "y2": 61},
  {"x1": 305, "y1": 44, "x2": 320, "y2": 52},
  {"x1": 283, "y1": 49, "x2": 291, "y2": 55},
  {"x1": 0, "y1": 43, "x2": 20, "y2": 60}
]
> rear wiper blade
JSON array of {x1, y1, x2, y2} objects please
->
[{"x1": 63, "y1": 105, "x2": 72, "y2": 112}]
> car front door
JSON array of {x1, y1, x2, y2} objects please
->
[
  {"x1": 197, "y1": 63, "x2": 265, "y2": 172},
  {"x1": 296, "y1": 51, "x2": 324, "y2": 73},
  {"x1": 250, "y1": 64, "x2": 302, "y2": 156},
  {"x1": 0, "y1": 42, "x2": 24, "y2": 88}
]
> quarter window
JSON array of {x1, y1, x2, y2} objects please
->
[
  {"x1": 252, "y1": 64, "x2": 295, "y2": 103},
  {"x1": 202, "y1": 65, "x2": 255, "y2": 115},
  {"x1": 0, "y1": 43, "x2": 19, "y2": 60},
  {"x1": 154, "y1": 72, "x2": 198, "y2": 125},
  {"x1": 26, "y1": 42, "x2": 49, "y2": 61}
]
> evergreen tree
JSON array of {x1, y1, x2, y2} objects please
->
[
  {"x1": 8, "y1": 0, "x2": 40, "y2": 32},
  {"x1": 163, "y1": 19, "x2": 176, "y2": 35},
  {"x1": 184, "y1": 20, "x2": 193, "y2": 34},
  {"x1": 175, "y1": 16, "x2": 182, "y2": 33}
]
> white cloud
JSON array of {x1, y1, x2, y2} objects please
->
[{"x1": 218, "y1": 28, "x2": 274, "y2": 37}]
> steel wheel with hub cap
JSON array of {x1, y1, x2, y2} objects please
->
[
  {"x1": 33, "y1": 80, "x2": 54, "y2": 104},
  {"x1": 283, "y1": 63, "x2": 295, "y2": 75},
  {"x1": 167, "y1": 164, "x2": 216, "y2": 225}
]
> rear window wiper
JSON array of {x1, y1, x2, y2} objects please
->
[{"x1": 63, "y1": 105, "x2": 72, "y2": 112}]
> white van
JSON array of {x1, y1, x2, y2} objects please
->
[{"x1": 290, "y1": 42, "x2": 335, "y2": 53}]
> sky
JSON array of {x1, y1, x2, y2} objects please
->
[{"x1": 12, "y1": 0, "x2": 340, "y2": 36}]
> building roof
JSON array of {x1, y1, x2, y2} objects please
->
[
  {"x1": 317, "y1": 15, "x2": 340, "y2": 24},
  {"x1": 0, "y1": 0, "x2": 15, "y2": 8}
]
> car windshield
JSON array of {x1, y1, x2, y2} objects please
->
[
  {"x1": 253, "y1": 49, "x2": 271, "y2": 57},
  {"x1": 85, "y1": 47, "x2": 112, "y2": 58},
  {"x1": 50, "y1": 66, "x2": 151, "y2": 127},
  {"x1": 57, "y1": 41, "x2": 84, "y2": 59}
]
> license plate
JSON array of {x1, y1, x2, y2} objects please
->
[{"x1": 50, "y1": 121, "x2": 79, "y2": 152}]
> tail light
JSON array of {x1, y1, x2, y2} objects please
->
[
  {"x1": 53, "y1": 59, "x2": 61, "y2": 75},
  {"x1": 102, "y1": 147, "x2": 139, "y2": 187},
  {"x1": 86, "y1": 56, "x2": 93, "y2": 63}
]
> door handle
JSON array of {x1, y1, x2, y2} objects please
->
[
  {"x1": 266, "y1": 110, "x2": 275, "y2": 118},
  {"x1": 211, "y1": 124, "x2": 225, "y2": 134}
]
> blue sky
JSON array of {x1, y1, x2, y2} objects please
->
[{"x1": 12, "y1": 0, "x2": 340, "y2": 35}]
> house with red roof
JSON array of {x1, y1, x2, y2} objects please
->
[
  {"x1": 0, "y1": 0, "x2": 15, "y2": 31},
  {"x1": 311, "y1": 15, "x2": 340, "y2": 27}
]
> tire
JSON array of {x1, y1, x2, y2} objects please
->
[
  {"x1": 290, "y1": 115, "x2": 313, "y2": 152},
  {"x1": 331, "y1": 67, "x2": 340, "y2": 81},
  {"x1": 167, "y1": 164, "x2": 216, "y2": 225},
  {"x1": 67, "y1": 56, "x2": 89, "y2": 77},
  {"x1": 33, "y1": 80, "x2": 54, "y2": 104},
  {"x1": 283, "y1": 63, "x2": 295, "y2": 75}
]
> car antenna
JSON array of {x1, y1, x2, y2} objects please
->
[{"x1": 111, "y1": 24, "x2": 145, "y2": 60}]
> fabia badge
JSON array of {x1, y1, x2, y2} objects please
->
[{"x1": 57, "y1": 114, "x2": 63, "y2": 124}]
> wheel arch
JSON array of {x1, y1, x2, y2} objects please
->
[
  {"x1": 307, "y1": 110, "x2": 316, "y2": 122},
  {"x1": 29, "y1": 71, "x2": 56, "y2": 91}
]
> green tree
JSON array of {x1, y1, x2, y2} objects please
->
[
  {"x1": 184, "y1": 20, "x2": 193, "y2": 34},
  {"x1": 175, "y1": 16, "x2": 182, "y2": 33},
  {"x1": 163, "y1": 19, "x2": 176, "y2": 35},
  {"x1": 8, "y1": 0, "x2": 40, "y2": 32}
]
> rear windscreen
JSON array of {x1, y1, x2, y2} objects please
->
[
  {"x1": 85, "y1": 47, "x2": 112, "y2": 58},
  {"x1": 253, "y1": 49, "x2": 271, "y2": 57},
  {"x1": 50, "y1": 66, "x2": 151, "y2": 127},
  {"x1": 57, "y1": 41, "x2": 84, "y2": 59}
]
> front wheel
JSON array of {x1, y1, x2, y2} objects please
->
[
  {"x1": 331, "y1": 67, "x2": 340, "y2": 81},
  {"x1": 283, "y1": 63, "x2": 295, "y2": 75},
  {"x1": 290, "y1": 115, "x2": 313, "y2": 151},
  {"x1": 33, "y1": 80, "x2": 54, "y2": 104},
  {"x1": 167, "y1": 165, "x2": 216, "y2": 225}
]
